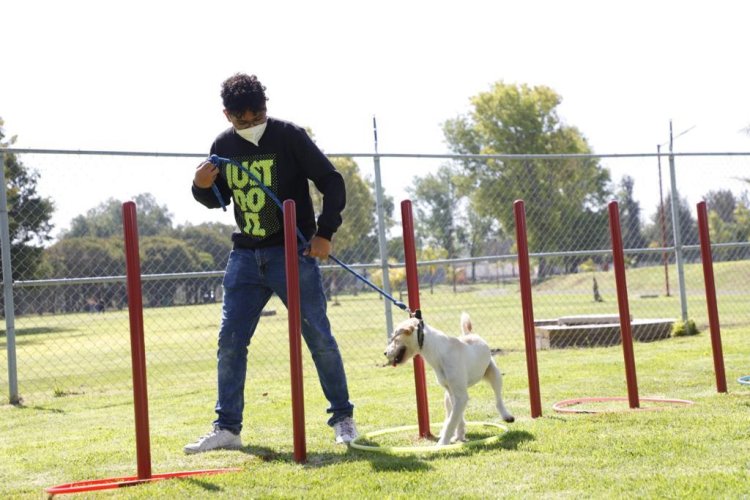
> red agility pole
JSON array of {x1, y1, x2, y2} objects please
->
[
  {"x1": 123, "y1": 201, "x2": 153, "y2": 479},
  {"x1": 45, "y1": 201, "x2": 238, "y2": 496},
  {"x1": 513, "y1": 200, "x2": 542, "y2": 418},
  {"x1": 696, "y1": 201, "x2": 728, "y2": 393},
  {"x1": 608, "y1": 201, "x2": 640, "y2": 408},
  {"x1": 513, "y1": 201, "x2": 543, "y2": 418},
  {"x1": 401, "y1": 200, "x2": 431, "y2": 438},
  {"x1": 550, "y1": 201, "x2": 692, "y2": 415},
  {"x1": 283, "y1": 199, "x2": 307, "y2": 463}
]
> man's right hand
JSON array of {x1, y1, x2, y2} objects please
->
[{"x1": 194, "y1": 160, "x2": 219, "y2": 188}]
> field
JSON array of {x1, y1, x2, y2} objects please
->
[{"x1": 1, "y1": 262, "x2": 749, "y2": 498}]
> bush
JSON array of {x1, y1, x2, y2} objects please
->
[{"x1": 672, "y1": 318, "x2": 699, "y2": 337}]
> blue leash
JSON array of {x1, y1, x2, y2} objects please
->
[{"x1": 208, "y1": 154, "x2": 409, "y2": 312}]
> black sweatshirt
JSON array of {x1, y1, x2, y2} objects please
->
[{"x1": 192, "y1": 117, "x2": 346, "y2": 249}]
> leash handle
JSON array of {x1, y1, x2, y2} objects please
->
[{"x1": 205, "y1": 156, "x2": 228, "y2": 211}]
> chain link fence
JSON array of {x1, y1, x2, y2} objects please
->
[{"x1": 1, "y1": 149, "x2": 749, "y2": 403}]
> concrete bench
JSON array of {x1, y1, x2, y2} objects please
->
[
  {"x1": 534, "y1": 317, "x2": 675, "y2": 349},
  {"x1": 557, "y1": 314, "x2": 627, "y2": 325}
]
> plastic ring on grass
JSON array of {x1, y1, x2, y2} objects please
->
[
  {"x1": 552, "y1": 396, "x2": 694, "y2": 414},
  {"x1": 349, "y1": 421, "x2": 508, "y2": 454},
  {"x1": 738, "y1": 375, "x2": 750, "y2": 386}
]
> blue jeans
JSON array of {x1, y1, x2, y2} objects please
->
[{"x1": 213, "y1": 246, "x2": 354, "y2": 434}]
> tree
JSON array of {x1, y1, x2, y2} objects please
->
[
  {"x1": 311, "y1": 156, "x2": 394, "y2": 296},
  {"x1": 418, "y1": 245, "x2": 449, "y2": 294},
  {"x1": 0, "y1": 118, "x2": 55, "y2": 281},
  {"x1": 734, "y1": 200, "x2": 750, "y2": 247},
  {"x1": 617, "y1": 175, "x2": 648, "y2": 251},
  {"x1": 704, "y1": 189, "x2": 736, "y2": 224},
  {"x1": 64, "y1": 193, "x2": 173, "y2": 238},
  {"x1": 306, "y1": 129, "x2": 394, "y2": 265},
  {"x1": 466, "y1": 203, "x2": 506, "y2": 282},
  {"x1": 331, "y1": 157, "x2": 386, "y2": 262},
  {"x1": 173, "y1": 222, "x2": 235, "y2": 271},
  {"x1": 406, "y1": 165, "x2": 464, "y2": 258},
  {"x1": 442, "y1": 82, "x2": 612, "y2": 277},
  {"x1": 644, "y1": 192, "x2": 698, "y2": 251},
  {"x1": 408, "y1": 165, "x2": 513, "y2": 286},
  {"x1": 370, "y1": 259, "x2": 407, "y2": 301},
  {"x1": 172, "y1": 222, "x2": 234, "y2": 304},
  {"x1": 705, "y1": 195, "x2": 750, "y2": 261},
  {"x1": 140, "y1": 236, "x2": 208, "y2": 306},
  {"x1": 312, "y1": 157, "x2": 392, "y2": 264},
  {"x1": 44, "y1": 237, "x2": 124, "y2": 312}
]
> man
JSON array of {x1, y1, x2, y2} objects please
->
[{"x1": 185, "y1": 73, "x2": 356, "y2": 453}]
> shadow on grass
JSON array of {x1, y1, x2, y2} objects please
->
[
  {"x1": 237, "y1": 443, "x2": 369, "y2": 470},
  {"x1": 2, "y1": 325, "x2": 72, "y2": 337},
  {"x1": 0, "y1": 325, "x2": 78, "y2": 348},
  {"x1": 358, "y1": 452, "x2": 432, "y2": 472},
  {"x1": 346, "y1": 428, "x2": 535, "y2": 471},
  {"x1": 496, "y1": 429, "x2": 535, "y2": 450},
  {"x1": 6, "y1": 402, "x2": 65, "y2": 413},
  {"x1": 192, "y1": 427, "x2": 535, "y2": 471},
  {"x1": 179, "y1": 476, "x2": 223, "y2": 493},
  {"x1": 235, "y1": 442, "x2": 433, "y2": 471},
  {"x1": 239, "y1": 444, "x2": 289, "y2": 463}
]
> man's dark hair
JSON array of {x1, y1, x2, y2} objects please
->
[{"x1": 221, "y1": 73, "x2": 268, "y2": 116}]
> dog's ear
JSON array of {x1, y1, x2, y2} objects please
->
[{"x1": 396, "y1": 318, "x2": 420, "y2": 336}]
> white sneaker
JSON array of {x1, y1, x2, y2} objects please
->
[
  {"x1": 184, "y1": 426, "x2": 242, "y2": 454},
  {"x1": 333, "y1": 417, "x2": 358, "y2": 444}
]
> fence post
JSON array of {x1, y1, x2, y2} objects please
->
[
  {"x1": 0, "y1": 149, "x2": 20, "y2": 404},
  {"x1": 668, "y1": 123, "x2": 689, "y2": 321},
  {"x1": 372, "y1": 117, "x2": 394, "y2": 339},
  {"x1": 656, "y1": 145, "x2": 671, "y2": 297}
]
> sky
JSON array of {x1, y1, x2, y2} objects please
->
[{"x1": 2, "y1": 0, "x2": 749, "y2": 235}]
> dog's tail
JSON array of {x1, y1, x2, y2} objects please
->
[{"x1": 460, "y1": 312, "x2": 472, "y2": 335}]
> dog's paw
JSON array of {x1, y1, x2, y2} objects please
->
[{"x1": 503, "y1": 415, "x2": 515, "y2": 423}]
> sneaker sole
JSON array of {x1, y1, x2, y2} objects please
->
[{"x1": 183, "y1": 442, "x2": 242, "y2": 454}]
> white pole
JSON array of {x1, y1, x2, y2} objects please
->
[
  {"x1": 0, "y1": 150, "x2": 20, "y2": 403},
  {"x1": 371, "y1": 117, "x2": 394, "y2": 338},
  {"x1": 668, "y1": 121, "x2": 689, "y2": 321}
]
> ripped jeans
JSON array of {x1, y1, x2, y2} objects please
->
[{"x1": 213, "y1": 246, "x2": 354, "y2": 434}]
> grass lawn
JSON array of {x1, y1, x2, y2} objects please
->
[
  {"x1": 1, "y1": 327, "x2": 749, "y2": 497},
  {"x1": 1, "y1": 262, "x2": 749, "y2": 498}
]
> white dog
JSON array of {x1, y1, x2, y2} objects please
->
[{"x1": 384, "y1": 312, "x2": 514, "y2": 445}]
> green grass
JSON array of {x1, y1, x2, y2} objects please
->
[
  {"x1": 1, "y1": 261, "x2": 749, "y2": 498},
  {"x1": 1, "y1": 326, "x2": 749, "y2": 498}
]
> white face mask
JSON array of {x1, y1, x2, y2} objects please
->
[{"x1": 235, "y1": 121, "x2": 267, "y2": 146}]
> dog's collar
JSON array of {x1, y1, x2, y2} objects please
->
[{"x1": 413, "y1": 309, "x2": 425, "y2": 349}]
